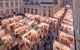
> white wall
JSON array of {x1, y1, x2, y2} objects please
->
[
  {"x1": 0, "y1": 0, "x2": 23, "y2": 17},
  {"x1": 73, "y1": 0, "x2": 80, "y2": 50},
  {"x1": 24, "y1": 4, "x2": 54, "y2": 17}
]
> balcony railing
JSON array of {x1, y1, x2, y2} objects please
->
[
  {"x1": 40, "y1": 2, "x2": 54, "y2": 4},
  {"x1": 24, "y1": 2, "x2": 40, "y2": 5}
]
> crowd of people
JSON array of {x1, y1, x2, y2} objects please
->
[
  {"x1": 0, "y1": 13, "x2": 58, "y2": 50},
  {"x1": 0, "y1": 7, "x2": 74, "y2": 50},
  {"x1": 53, "y1": 7, "x2": 74, "y2": 50}
]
